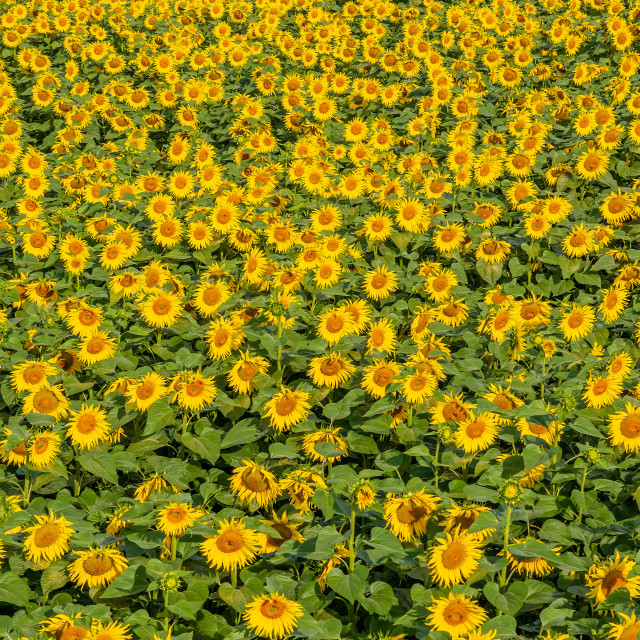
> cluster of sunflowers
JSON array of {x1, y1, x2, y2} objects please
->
[{"x1": 1, "y1": 0, "x2": 640, "y2": 637}]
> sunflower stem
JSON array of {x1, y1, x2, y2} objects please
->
[
  {"x1": 348, "y1": 502, "x2": 356, "y2": 572},
  {"x1": 500, "y1": 504, "x2": 512, "y2": 589},
  {"x1": 231, "y1": 567, "x2": 237, "y2": 589},
  {"x1": 577, "y1": 464, "x2": 588, "y2": 524},
  {"x1": 23, "y1": 466, "x2": 30, "y2": 506},
  {"x1": 434, "y1": 437, "x2": 440, "y2": 489},
  {"x1": 163, "y1": 590, "x2": 169, "y2": 630},
  {"x1": 276, "y1": 319, "x2": 283, "y2": 374},
  {"x1": 182, "y1": 413, "x2": 188, "y2": 436},
  {"x1": 540, "y1": 358, "x2": 546, "y2": 400},
  {"x1": 407, "y1": 405, "x2": 413, "y2": 429},
  {"x1": 73, "y1": 461, "x2": 83, "y2": 498},
  {"x1": 171, "y1": 534, "x2": 177, "y2": 562}
]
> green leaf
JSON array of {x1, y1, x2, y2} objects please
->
[
  {"x1": 221, "y1": 419, "x2": 259, "y2": 449},
  {"x1": 101, "y1": 565, "x2": 148, "y2": 598},
  {"x1": 79, "y1": 450, "x2": 118, "y2": 485},
  {"x1": 312, "y1": 488, "x2": 334, "y2": 519},
  {"x1": 362, "y1": 527, "x2": 407, "y2": 565},
  {"x1": 0, "y1": 573, "x2": 32, "y2": 607},
  {"x1": 476, "y1": 260, "x2": 503, "y2": 284},
  {"x1": 358, "y1": 581, "x2": 395, "y2": 615},
  {"x1": 181, "y1": 427, "x2": 221, "y2": 464},
  {"x1": 327, "y1": 566, "x2": 368, "y2": 604},
  {"x1": 143, "y1": 397, "x2": 175, "y2": 436},
  {"x1": 483, "y1": 582, "x2": 526, "y2": 616}
]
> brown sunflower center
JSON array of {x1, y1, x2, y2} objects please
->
[
  {"x1": 319, "y1": 359, "x2": 342, "y2": 376},
  {"x1": 441, "y1": 541, "x2": 467, "y2": 569},
  {"x1": 76, "y1": 414, "x2": 98, "y2": 434},
  {"x1": 23, "y1": 365, "x2": 46, "y2": 385},
  {"x1": 395, "y1": 501, "x2": 426, "y2": 524},
  {"x1": 86, "y1": 337, "x2": 107, "y2": 354},
  {"x1": 32, "y1": 390, "x2": 60, "y2": 414},
  {"x1": 30, "y1": 232, "x2": 47, "y2": 248},
  {"x1": 372, "y1": 366, "x2": 394, "y2": 387},
  {"x1": 34, "y1": 522, "x2": 60, "y2": 547},
  {"x1": 492, "y1": 393, "x2": 515, "y2": 410},
  {"x1": 592, "y1": 380, "x2": 608, "y2": 395},
  {"x1": 238, "y1": 363, "x2": 258, "y2": 381},
  {"x1": 326, "y1": 315, "x2": 344, "y2": 333},
  {"x1": 466, "y1": 421, "x2": 485, "y2": 438},
  {"x1": 83, "y1": 554, "x2": 114, "y2": 576},
  {"x1": 602, "y1": 570, "x2": 627, "y2": 597},
  {"x1": 370, "y1": 274, "x2": 388, "y2": 289},
  {"x1": 275, "y1": 395, "x2": 298, "y2": 416},
  {"x1": 620, "y1": 415, "x2": 640, "y2": 438},
  {"x1": 443, "y1": 403, "x2": 468, "y2": 422},
  {"x1": 260, "y1": 599, "x2": 286, "y2": 619},
  {"x1": 215, "y1": 530, "x2": 244, "y2": 553},
  {"x1": 60, "y1": 626, "x2": 88, "y2": 640},
  {"x1": 136, "y1": 382, "x2": 156, "y2": 399},
  {"x1": 241, "y1": 467, "x2": 269, "y2": 492},
  {"x1": 266, "y1": 523, "x2": 293, "y2": 548},
  {"x1": 443, "y1": 603, "x2": 468, "y2": 625}
]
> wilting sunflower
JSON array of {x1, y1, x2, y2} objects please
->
[
  {"x1": 258, "y1": 511, "x2": 305, "y2": 554},
  {"x1": 559, "y1": 304, "x2": 596, "y2": 342},
  {"x1": 426, "y1": 593, "x2": 488, "y2": 640},
  {"x1": 583, "y1": 375, "x2": 623, "y2": 409},
  {"x1": 307, "y1": 352, "x2": 355, "y2": 389},
  {"x1": 608, "y1": 403, "x2": 640, "y2": 453},
  {"x1": 302, "y1": 428, "x2": 348, "y2": 463},
  {"x1": 384, "y1": 489, "x2": 441, "y2": 541},
  {"x1": 586, "y1": 552, "x2": 640, "y2": 605},
  {"x1": 173, "y1": 372, "x2": 217, "y2": 411},
  {"x1": 10, "y1": 359, "x2": 58, "y2": 392},
  {"x1": 263, "y1": 387, "x2": 311, "y2": 432},
  {"x1": 362, "y1": 265, "x2": 399, "y2": 300},
  {"x1": 230, "y1": 460, "x2": 281, "y2": 508},
  {"x1": 66, "y1": 404, "x2": 110, "y2": 449},
  {"x1": 68, "y1": 548, "x2": 128, "y2": 589},
  {"x1": 125, "y1": 372, "x2": 167, "y2": 412},
  {"x1": 22, "y1": 385, "x2": 70, "y2": 420},
  {"x1": 157, "y1": 502, "x2": 201, "y2": 536},
  {"x1": 23, "y1": 513, "x2": 74, "y2": 563},
  {"x1": 134, "y1": 474, "x2": 179, "y2": 502},
  {"x1": 280, "y1": 468, "x2": 327, "y2": 513},
  {"x1": 430, "y1": 393, "x2": 476, "y2": 424},
  {"x1": 353, "y1": 480, "x2": 377, "y2": 510},
  {"x1": 505, "y1": 538, "x2": 558, "y2": 577},
  {"x1": 200, "y1": 518, "x2": 260, "y2": 571},
  {"x1": 455, "y1": 413, "x2": 500, "y2": 453},
  {"x1": 242, "y1": 592, "x2": 304, "y2": 639},
  {"x1": 227, "y1": 352, "x2": 270, "y2": 394},
  {"x1": 428, "y1": 533, "x2": 483, "y2": 586},
  {"x1": 139, "y1": 292, "x2": 183, "y2": 328}
]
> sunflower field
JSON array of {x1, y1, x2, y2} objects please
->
[{"x1": 2, "y1": 0, "x2": 640, "y2": 639}]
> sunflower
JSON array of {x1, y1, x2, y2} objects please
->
[
  {"x1": 340, "y1": 299, "x2": 371, "y2": 334},
  {"x1": 363, "y1": 213, "x2": 394, "y2": 242},
  {"x1": 436, "y1": 299, "x2": 469, "y2": 327},
  {"x1": 586, "y1": 552, "x2": 640, "y2": 605},
  {"x1": 517, "y1": 418, "x2": 562, "y2": 446},
  {"x1": 476, "y1": 238, "x2": 511, "y2": 264},
  {"x1": 384, "y1": 489, "x2": 440, "y2": 541},
  {"x1": 484, "y1": 384, "x2": 523, "y2": 416},
  {"x1": 455, "y1": 413, "x2": 500, "y2": 453},
  {"x1": 363, "y1": 265, "x2": 399, "y2": 301},
  {"x1": 362, "y1": 359, "x2": 400, "y2": 399},
  {"x1": 428, "y1": 533, "x2": 483, "y2": 586},
  {"x1": 583, "y1": 375, "x2": 622, "y2": 409},
  {"x1": 264, "y1": 387, "x2": 311, "y2": 432},
  {"x1": 366, "y1": 319, "x2": 396, "y2": 355},
  {"x1": 562, "y1": 223, "x2": 596, "y2": 258},
  {"x1": 192, "y1": 281, "x2": 230, "y2": 317},
  {"x1": 258, "y1": 511, "x2": 305, "y2": 553},
  {"x1": 608, "y1": 353, "x2": 633, "y2": 378},
  {"x1": 0, "y1": 430, "x2": 28, "y2": 467},
  {"x1": 316, "y1": 307, "x2": 355, "y2": 346},
  {"x1": 599, "y1": 287, "x2": 629, "y2": 322},
  {"x1": 78, "y1": 332, "x2": 117, "y2": 365},
  {"x1": 425, "y1": 268, "x2": 457, "y2": 302},
  {"x1": 433, "y1": 223, "x2": 465, "y2": 253},
  {"x1": 608, "y1": 403, "x2": 640, "y2": 453},
  {"x1": 157, "y1": 502, "x2": 201, "y2": 536},
  {"x1": 230, "y1": 460, "x2": 281, "y2": 508},
  {"x1": 608, "y1": 613, "x2": 640, "y2": 640},
  {"x1": 242, "y1": 592, "x2": 304, "y2": 639},
  {"x1": 227, "y1": 352, "x2": 270, "y2": 394},
  {"x1": 28, "y1": 431, "x2": 61, "y2": 469},
  {"x1": 66, "y1": 305, "x2": 104, "y2": 337},
  {"x1": 139, "y1": 292, "x2": 183, "y2": 328},
  {"x1": 22, "y1": 230, "x2": 56, "y2": 258},
  {"x1": 505, "y1": 538, "x2": 558, "y2": 577},
  {"x1": 200, "y1": 518, "x2": 260, "y2": 571},
  {"x1": 442, "y1": 502, "x2": 494, "y2": 540},
  {"x1": 66, "y1": 404, "x2": 110, "y2": 449},
  {"x1": 430, "y1": 393, "x2": 476, "y2": 424},
  {"x1": 575, "y1": 148, "x2": 609, "y2": 180},
  {"x1": 307, "y1": 352, "x2": 355, "y2": 389},
  {"x1": 23, "y1": 513, "x2": 74, "y2": 563},
  {"x1": 88, "y1": 621, "x2": 132, "y2": 640},
  {"x1": 125, "y1": 373, "x2": 167, "y2": 412},
  {"x1": 280, "y1": 469, "x2": 327, "y2": 513},
  {"x1": 302, "y1": 428, "x2": 348, "y2": 463},
  {"x1": 68, "y1": 548, "x2": 127, "y2": 589},
  {"x1": 559, "y1": 304, "x2": 596, "y2": 341},
  {"x1": 22, "y1": 385, "x2": 69, "y2": 420},
  {"x1": 206, "y1": 318, "x2": 245, "y2": 359},
  {"x1": 173, "y1": 372, "x2": 217, "y2": 411},
  {"x1": 426, "y1": 593, "x2": 488, "y2": 640},
  {"x1": 401, "y1": 371, "x2": 437, "y2": 404},
  {"x1": 10, "y1": 359, "x2": 58, "y2": 392}
]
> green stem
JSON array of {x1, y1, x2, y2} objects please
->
[
  {"x1": 577, "y1": 464, "x2": 587, "y2": 524},
  {"x1": 500, "y1": 504, "x2": 512, "y2": 589},
  {"x1": 23, "y1": 466, "x2": 30, "y2": 507},
  {"x1": 434, "y1": 437, "x2": 440, "y2": 489},
  {"x1": 348, "y1": 502, "x2": 356, "y2": 572},
  {"x1": 407, "y1": 405, "x2": 413, "y2": 429},
  {"x1": 171, "y1": 534, "x2": 177, "y2": 562},
  {"x1": 231, "y1": 567, "x2": 237, "y2": 589},
  {"x1": 541, "y1": 358, "x2": 546, "y2": 400},
  {"x1": 163, "y1": 590, "x2": 169, "y2": 631},
  {"x1": 73, "y1": 461, "x2": 82, "y2": 498},
  {"x1": 182, "y1": 413, "x2": 188, "y2": 436},
  {"x1": 276, "y1": 319, "x2": 283, "y2": 373}
]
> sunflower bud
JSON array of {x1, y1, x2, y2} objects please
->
[
  {"x1": 160, "y1": 572, "x2": 182, "y2": 593},
  {"x1": 499, "y1": 479, "x2": 524, "y2": 505},
  {"x1": 585, "y1": 448, "x2": 600, "y2": 465}
]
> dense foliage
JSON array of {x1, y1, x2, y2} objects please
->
[{"x1": 1, "y1": 0, "x2": 640, "y2": 639}]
